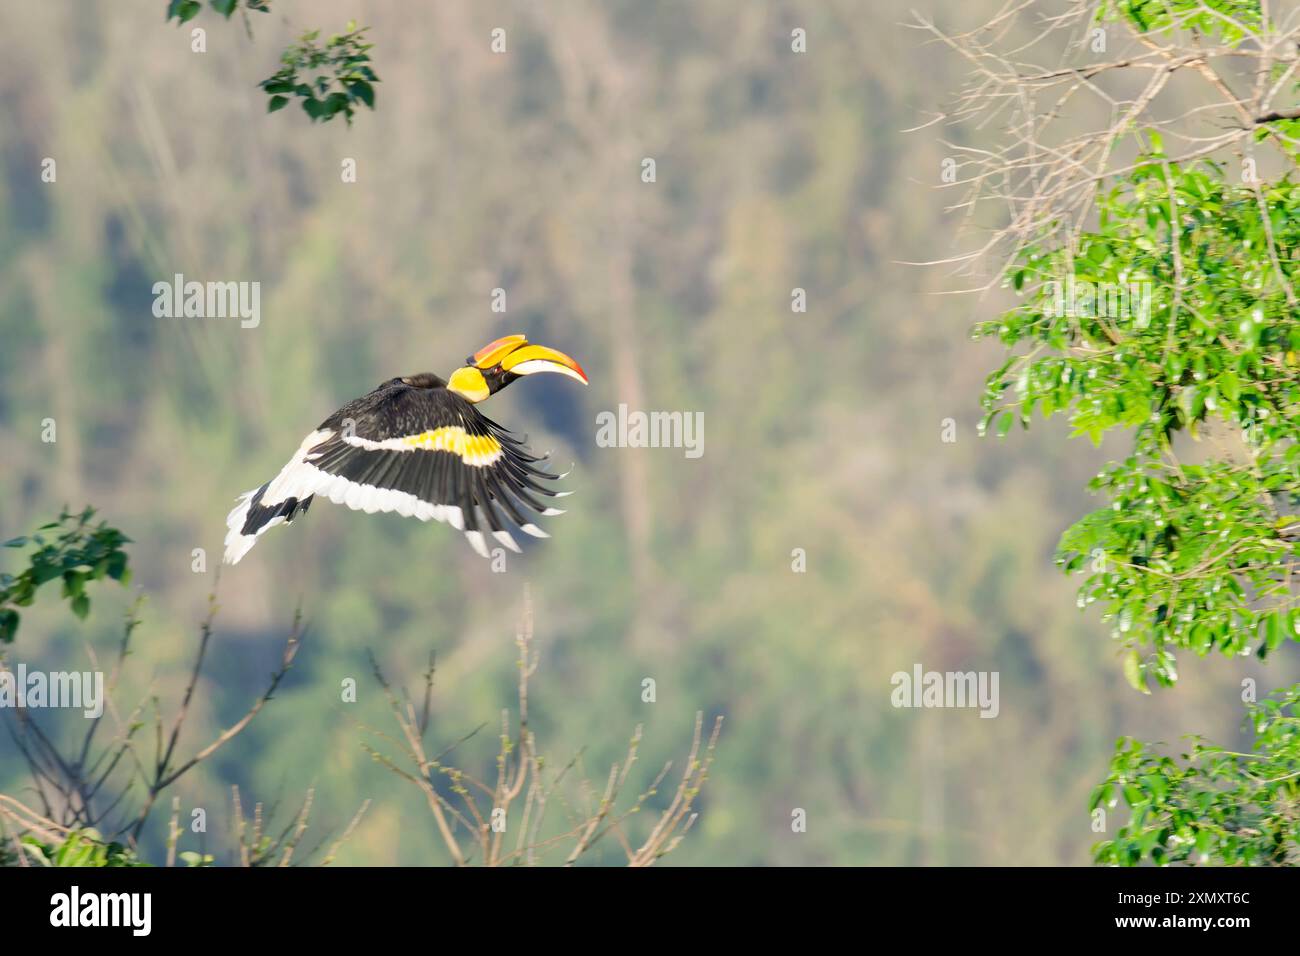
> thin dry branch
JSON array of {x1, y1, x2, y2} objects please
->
[
  {"x1": 910, "y1": 0, "x2": 1300, "y2": 285},
  {"x1": 364, "y1": 590, "x2": 723, "y2": 867}
]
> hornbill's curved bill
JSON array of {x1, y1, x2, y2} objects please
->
[{"x1": 223, "y1": 335, "x2": 588, "y2": 564}]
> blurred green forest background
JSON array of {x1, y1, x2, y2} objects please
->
[{"x1": 1, "y1": 0, "x2": 1296, "y2": 865}]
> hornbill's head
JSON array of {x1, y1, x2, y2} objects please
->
[{"x1": 445, "y1": 334, "x2": 589, "y2": 402}]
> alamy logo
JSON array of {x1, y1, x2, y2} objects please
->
[
  {"x1": 0, "y1": 665, "x2": 103, "y2": 718},
  {"x1": 151, "y1": 273, "x2": 260, "y2": 328},
  {"x1": 1042, "y1": 276, "x2": 1152, "y2": 326},
  {"x1": 890, "y1": 664, "x2": 999, "y2": 718},
  {"x1": 50, "y1": 886, "x2": 151, "y2": 936},
  {"x1": 595, "y1": 404, "x2": 704, "y2": 459}
]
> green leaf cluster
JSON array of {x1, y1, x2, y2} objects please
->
[
  {"x1": 1103, "y1": 0, "x2": 1263, "y2": 41},
  {"x1": 0, "y1": 507, "x2": 131, "y2": 644},
  {"x1": 1093, "y1": 686, "x2": 1300, "y2": 865},
  {"x1": 165, "y1": 0, "x2": 269, "y2": 26},
  {"x1": 6, "y1": 829, "x2": 148, "y2": 868},
  {"x1": 259, "y1": 22, "x2": 379, "y2": 125}
]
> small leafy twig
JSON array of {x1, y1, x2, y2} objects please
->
[
  {"x1": 259, "y1": 22, "x2": 379, "y2": 125},
  {"x1": 165, "y1": 0, "x2": 269, "y2": 27},
  {"x1": 0, "y1": 507, "x2": 131, "y2": 644}
]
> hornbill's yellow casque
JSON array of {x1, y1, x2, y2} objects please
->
[{"x1": 223, "y1": 335, "x2": 587, "y2": 564}]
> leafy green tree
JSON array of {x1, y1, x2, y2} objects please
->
[{"x1": 926, "y1": 0, "x2": 1300, "y2": 862}]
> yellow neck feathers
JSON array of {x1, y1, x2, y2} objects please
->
[{"x1": 446, "y1": 366, "x2": 490, "y2": 403}]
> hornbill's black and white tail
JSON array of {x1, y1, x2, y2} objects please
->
[{"x1": 224, "y1": 429, "x2": 328, "y2": 564}]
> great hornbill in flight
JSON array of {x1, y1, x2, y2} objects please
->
[{"x1": 223, "y1": 335, "x2": 588, "y2": 564}]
